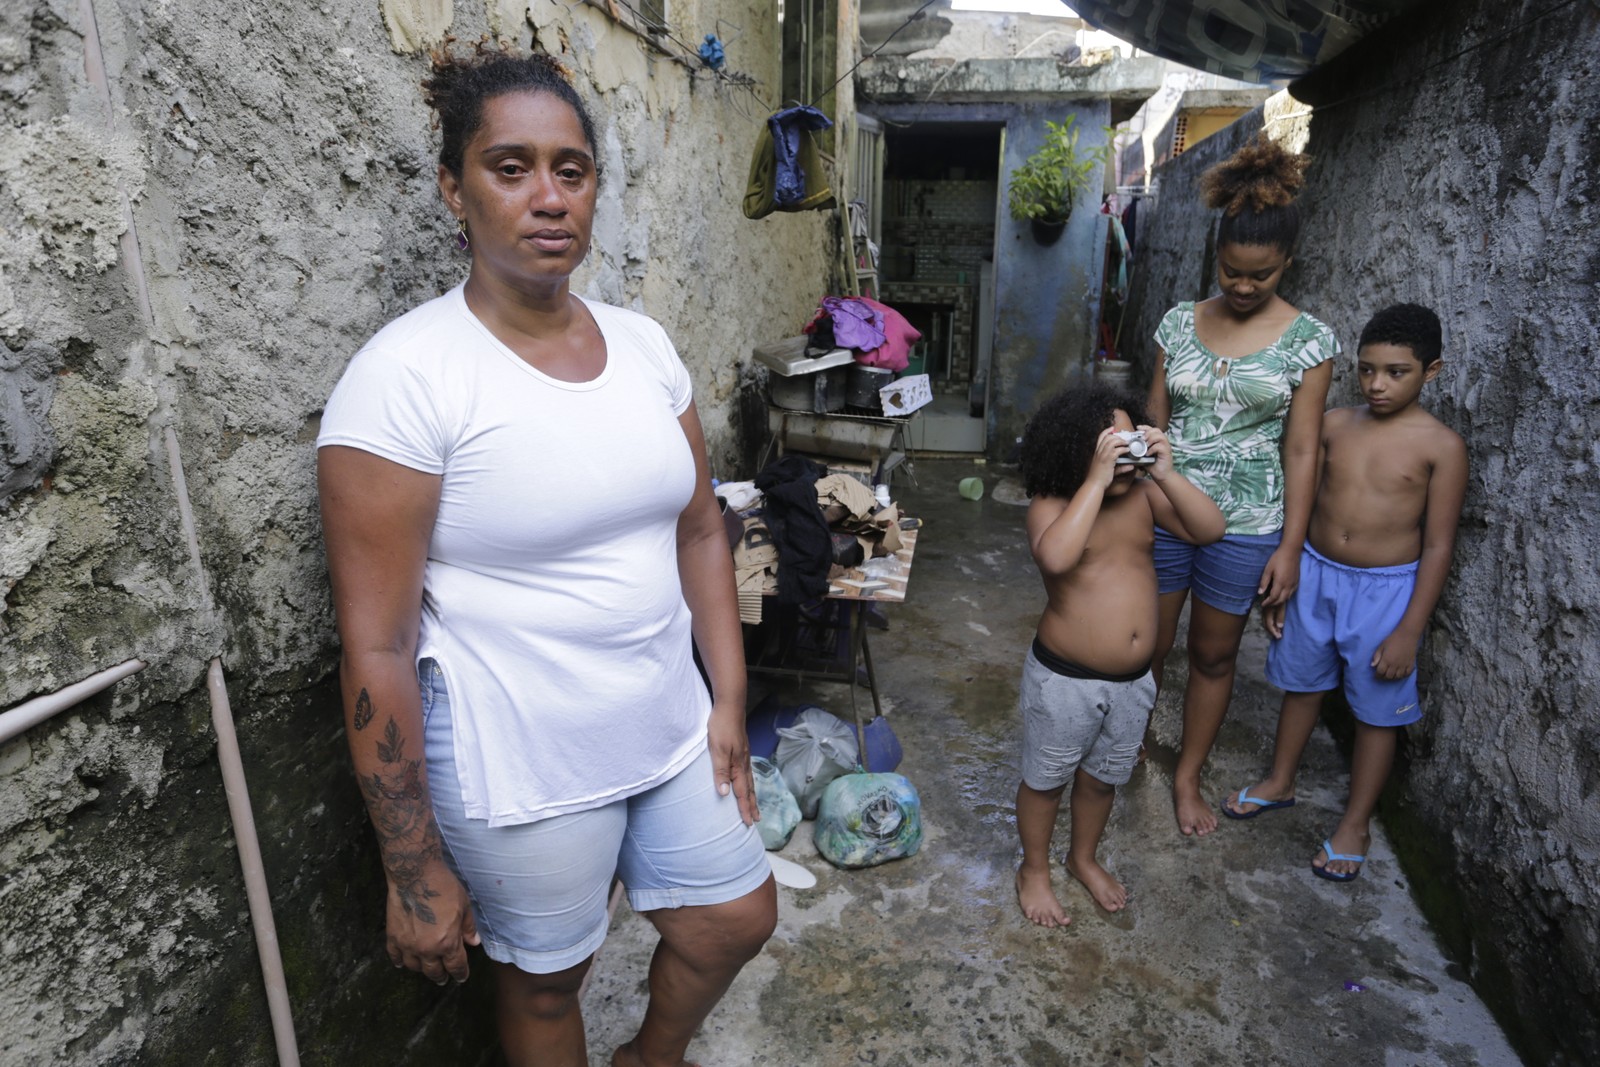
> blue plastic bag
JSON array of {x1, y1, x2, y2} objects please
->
[{"x1": 814, "y1": 772, "x2": 923, "y2": 869}]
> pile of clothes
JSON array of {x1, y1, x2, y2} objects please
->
[
  {"x1": 801, "y1": 295, "x2": 921, "y2": 372},
  {"x1": 720, "y1": 456, "x2": 903, "y2": 624}
]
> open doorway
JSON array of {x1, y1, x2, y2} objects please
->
[{"x1": 874, "y1": 121, "x2": 1002, "y2": 453}]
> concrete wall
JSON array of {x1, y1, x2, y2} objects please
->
[
  {"x1": 0, "y1": 0, "x2": 832, "y2": 1062},
  {"x1": 990, "y1": 100, "x2": 1111, "y2": 457},
  {"x1": 1124, "y1": 3, "x2": 1600, "y2": 1062}
]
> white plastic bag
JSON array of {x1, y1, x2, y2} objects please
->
[
  {"x1": 773, "y1": 708, "x2": 860, "y2": 819},
  {"x1": 751, "y1": 757, "x2": 802, "y2": 850}
]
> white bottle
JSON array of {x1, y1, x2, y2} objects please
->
[{"x1": 874, "y1": 484, "x2": 892, "y2": 509}]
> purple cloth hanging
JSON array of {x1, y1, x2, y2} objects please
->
[{"x1": 769, "y1": 106, "x2": 834, "y2": 207}]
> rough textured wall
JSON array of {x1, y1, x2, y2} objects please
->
[
  {"x1": 1125, "y1": 3, "x2": 1600, "y2": 1062},
  {"x1": 0, "y1": 0, "x2": 830, "y2": 1062},
  {"x1": 990, "y1": 99, "x2": 1110, "y2": 457}
]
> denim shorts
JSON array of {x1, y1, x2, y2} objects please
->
[
  {"x1": 418, "y1": 659, "x2": 771, "y2": 974},
  {"x1": 1153, "y1": 527, "x2": 1282, "y2": 615},
  {"x1": 1265, "y1": 546, "x2": 1423, "y2": 726}
]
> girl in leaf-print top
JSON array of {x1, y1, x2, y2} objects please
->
[{"x1": 1146, "y1": 134, "x2": 1336, "y2": 838}]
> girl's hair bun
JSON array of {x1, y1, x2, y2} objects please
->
[{"x1": 1201, "y1": 133, "x2": 1310, "y2": 217}]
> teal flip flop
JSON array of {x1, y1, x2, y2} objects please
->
[
  {"x1": 1221, "y1": 786, "x2": 1296, "y2": 820},
  {"x1": 1312, "y1": 839, "x2": 1366, "y2": 882}
]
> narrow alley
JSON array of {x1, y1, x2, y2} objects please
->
[{"x1": 582, "y1": 459, "x2": 1519, "y2": 1067}]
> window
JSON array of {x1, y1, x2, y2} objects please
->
[{"x1": 781, "y1": 0, "x2": 838, "y2": 118}]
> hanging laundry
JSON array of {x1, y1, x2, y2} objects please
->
[
  {"x1": 1105, "y1": 212, "x2": 1131, "y2": 302},
  {"x1": 742, "y1": 107, "x2": 837, "y2": 219}
]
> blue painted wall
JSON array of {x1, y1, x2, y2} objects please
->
[{"x1": 990, "y1": 100, "x2": 1112, "y2": 458}]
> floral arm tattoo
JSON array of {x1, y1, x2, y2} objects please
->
[{"x1": 357, "y1": 713, "x2": 443, "y2": 924}]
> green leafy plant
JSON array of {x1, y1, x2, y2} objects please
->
[{"x1": 1007, "y1": 116, "x2": 1116, "y2": 224}]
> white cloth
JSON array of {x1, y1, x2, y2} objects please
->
[{"x1": 318, "y1": 284, "x2": 710, "y2": 827}]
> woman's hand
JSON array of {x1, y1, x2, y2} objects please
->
[
  {"x1": 707, "y1": 701, "x2": 760, "y2": 825},
  {"x1": 1257, "y1": 544, "x2": 1301, "y2": 608},
  {"x1": 385, "y1": 860, "x2": 480, "y2": 985}
]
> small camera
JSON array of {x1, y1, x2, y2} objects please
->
[{"x1": 1113, "y1": 430, "x2": 1155, "y2": 465}]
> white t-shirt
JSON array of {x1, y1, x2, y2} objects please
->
[{"x1": 318, "y1": 284, "x2": 709, "y2": 827}]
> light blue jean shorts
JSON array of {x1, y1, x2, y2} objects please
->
[
  {"x1": 1154, "y1": 526, "x2": 1283, "y2": 615},
  {"x1": 418, "y1": 659, "x2": 771, "y2": 974}
]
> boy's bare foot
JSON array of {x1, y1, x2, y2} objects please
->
[
  {"x1": 1173, "y1": 783, "x2": 1218, "y2": 836},
  {"x1": 1015, "y1": 866, "x2": 1071, "y2": 928},
  {"x1": 1065, "y1": 854, "x2": 1129, "y2": 912},
  {"x1": 1221, "y1": 781, "x2": 1295, "y2": 818},
  {"x1": 1311, "y1": 826, "x2": 1371, "y2": 879}
]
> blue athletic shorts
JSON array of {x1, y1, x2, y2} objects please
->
[
  {"x1": 418, "y1": 659, "x2": 771, "y2": 974},
  {"x1": 1264, "y1": 546, "x2": 1423, "y2": 726},
  {"x1": 1153, "y1": 527, "x2": 1282, "y2": 616}
]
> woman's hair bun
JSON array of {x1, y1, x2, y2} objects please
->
[{"x1": 1200, "y1": 133, "x2": 1310, "y2": 217}]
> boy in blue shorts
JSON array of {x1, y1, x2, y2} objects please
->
[{"x1": 1221, "y1": 304, "x2": 1467, "y2": 881}]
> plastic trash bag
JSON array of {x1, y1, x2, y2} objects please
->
[
  {"x1": 751, "y1": 757, "x2": 802, "y2": 850},
  {"x1": 774, "y1": 708, "x2": 860, "y2": 819},
  {"x1": 814, "y1": 772, "x2": 923, "y2": 869},
  {"x1": 861, "y1": 715, "x2": 903, "y2": 773},
  {"x1": 745, "y1": 695, "x2": 806, "y2": 761}
]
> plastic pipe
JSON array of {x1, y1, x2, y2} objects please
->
[
  {"x1": 207, "y1": 658, "x2": 301, "y2": 1066},
  {"x1": 0, "y1": 658, "x2": 147, "y2": 747}
]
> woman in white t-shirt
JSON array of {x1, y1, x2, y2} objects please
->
[{"x1": 317, "y1": 45, "x2": 773, "y2": 1066}]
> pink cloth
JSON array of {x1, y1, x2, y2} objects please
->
[{"x1": 854, "y1": 297, "x2": 921, "y2": 371}]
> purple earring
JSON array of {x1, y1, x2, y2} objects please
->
[{"x1": 455, "y1": 219, "x2": 469, "y2": 252}]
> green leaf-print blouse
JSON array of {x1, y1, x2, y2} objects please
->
[{"x1": 1156, "y1": 302, "x2": 1338, "y2": 535}]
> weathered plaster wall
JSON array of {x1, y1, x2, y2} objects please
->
[
  {"x1": 0, "y1": 0, "x2": 830, "y2": 1062},
  {"x1": 1125, "y1": 3, "x2": 1600, "y2": 1061}
]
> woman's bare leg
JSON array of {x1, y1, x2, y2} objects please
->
[
  {"x1": 1172, "y1": 600, "x2": 1250, "y2": 836},
  {"x1": 1150, "y1": 589, "x2": 1189, "y2": 705},
  {"x1": 1141, "y1": 589, "x2": 1190, "y2": 762},
  {"x1": 613, "y1": 876, "x2": 777, "y2": 1067},
  {"x1": 494, "y1": 957, "x2": 593, "y2": 1067}
]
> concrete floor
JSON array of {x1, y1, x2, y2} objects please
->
[{"x1": 580, "y1": 459, "x2": 1521, "y2": 1067}]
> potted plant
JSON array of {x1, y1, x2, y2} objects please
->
[{"x1": 1007, "y1": 115, "x2": 1114, "y2": 244}]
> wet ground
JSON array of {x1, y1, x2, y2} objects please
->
[{"x1": 581, "y1": 459, "x2": 1520, "y2": 1066}]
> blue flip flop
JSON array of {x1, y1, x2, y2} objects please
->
[
  {"x1": 1221, "y1": 787, "x2": 1296, "y2": 820},
  {"x1": 1312, "y1": 839, "x2": 1366, "y2": 882}
]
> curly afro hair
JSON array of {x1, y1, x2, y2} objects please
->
[
  {"x1": 422, "y1": 38, "x2": 599, "y2": 179},
  {"x1": 1200, "y1": 133, "x2": 1310, "y2": 255},
  {"x1": 1020, "y1": 382, "x2": 1150, "y2": 500},
  {"x1": 1358, "y1": 303, "x2": 1443, "y2": 366}
]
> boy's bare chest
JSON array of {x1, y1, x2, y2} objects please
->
[
  {"x1": 1324, "y1": 425, "x2": 1431, "y2": 498},
  {"x1": 1084, "y1": 494, "x2": 1155, "y2": 560}
]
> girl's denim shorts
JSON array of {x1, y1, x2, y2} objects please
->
[
  {"x1": 418, "y1": 659, "x2": 770, "y2": 974},
  {"x1": 1153, "y1": 527, "x2": 1282, "y2": 616}
]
